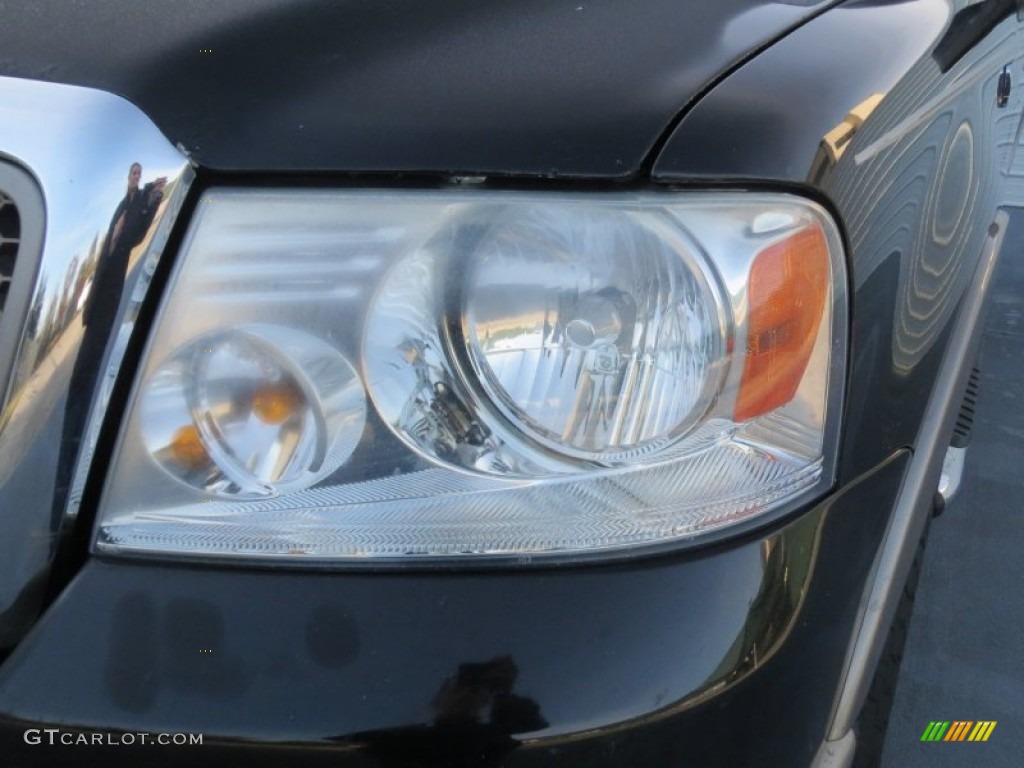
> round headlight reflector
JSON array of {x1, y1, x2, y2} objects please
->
[{"x1": 462, "y1": 207, "x2": 727, "y2": 459}]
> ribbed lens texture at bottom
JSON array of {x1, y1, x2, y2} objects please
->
[{"x1": 97, "y1": 416, "x2": 821, "y2": 560}]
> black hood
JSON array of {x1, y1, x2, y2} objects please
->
[{"x1": 0, "y1": 0, "x2": 832, "y2": 177}]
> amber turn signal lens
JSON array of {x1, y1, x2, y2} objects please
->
[
  {"x1": 735, "y1": 226, "x2": 830, "y2": 422},
  {"x1": 168, "y1": 425, "x2": 209, "y2": 470},
  {"x1": 252, "y1": 383, "x2": 302, "y2": 425}
]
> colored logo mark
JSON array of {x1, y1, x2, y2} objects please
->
[{"x1": 920, "y1": 721, "x2": 996, "y2": 742}]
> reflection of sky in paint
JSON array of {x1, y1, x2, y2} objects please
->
[{"x1": 8, "y1": 77, "x2": 187, "y2": 326}]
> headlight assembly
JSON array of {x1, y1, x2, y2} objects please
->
[{"x1": 94, "y1": 190, "x2": 846, "y2": 564}]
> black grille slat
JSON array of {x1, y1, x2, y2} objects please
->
[{"x1": 0, "y1": 190, "x2": 20, "y2": 316}]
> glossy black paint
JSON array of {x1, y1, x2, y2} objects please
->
[
  {"x1": 0, "y1": 0, "x2": 1021, "y2": 765},
  {"x1": 0, "y1": 451, "x2": 908, "y2": 767},
  {"x1": 0, "y1": 0, "x2": 834, "y2": 177},
  {"x1": 654, "y1": 0, "x2": 1024, "y2": 482}
]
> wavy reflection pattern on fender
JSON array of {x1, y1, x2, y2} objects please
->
[{"x1": 825, "y1": 21, "x2": 1022, "y2": 374}]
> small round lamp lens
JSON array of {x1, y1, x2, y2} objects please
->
[{"x1": 140, "y1": 325, "x2": 366, "y2": 498}]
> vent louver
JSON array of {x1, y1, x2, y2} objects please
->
[{"x1": 0, "y1": 190, "x2": 18, "y2": 317}]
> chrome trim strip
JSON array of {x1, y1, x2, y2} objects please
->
[
  {"x1": 937, "y1": 444, "x2": 966, "y2": 502},
  {"x1": 854, "y1": 50, "x2": 1001, "y2": 166},
  {"x1": 0, "y1": 75, "x2": 191, "y2": 646},
  {"x1": 824, "y1": 210, "x2": 1007, "y2": 741},
  {"x1": 811, "y1": 728, "x2": 855, "y2": 768}
]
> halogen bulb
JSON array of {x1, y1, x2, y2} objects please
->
[
  {"x1": 139, "y1": 325, "x2": 366, "y2": 498},
  {"x1": 462, "y1": 207, "x2": 726, "y2": 459},
  {"x1": 565, "y1": 294, "x2": 623, "y2": 349}
]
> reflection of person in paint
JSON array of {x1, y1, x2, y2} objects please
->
[
  {"x1": 83, "y1": 162, "x2": 166, "y2": 329},
  {"x1": 54, "y1": 163, "x2": 166, "y2": 527}
]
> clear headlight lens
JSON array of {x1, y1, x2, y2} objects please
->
[
  {"x1": 461, "y1": 206, "x2": 726, "y2": 459},
  {"x1": 94, "y1": 190, "x2": 846, "y2": 564}
]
